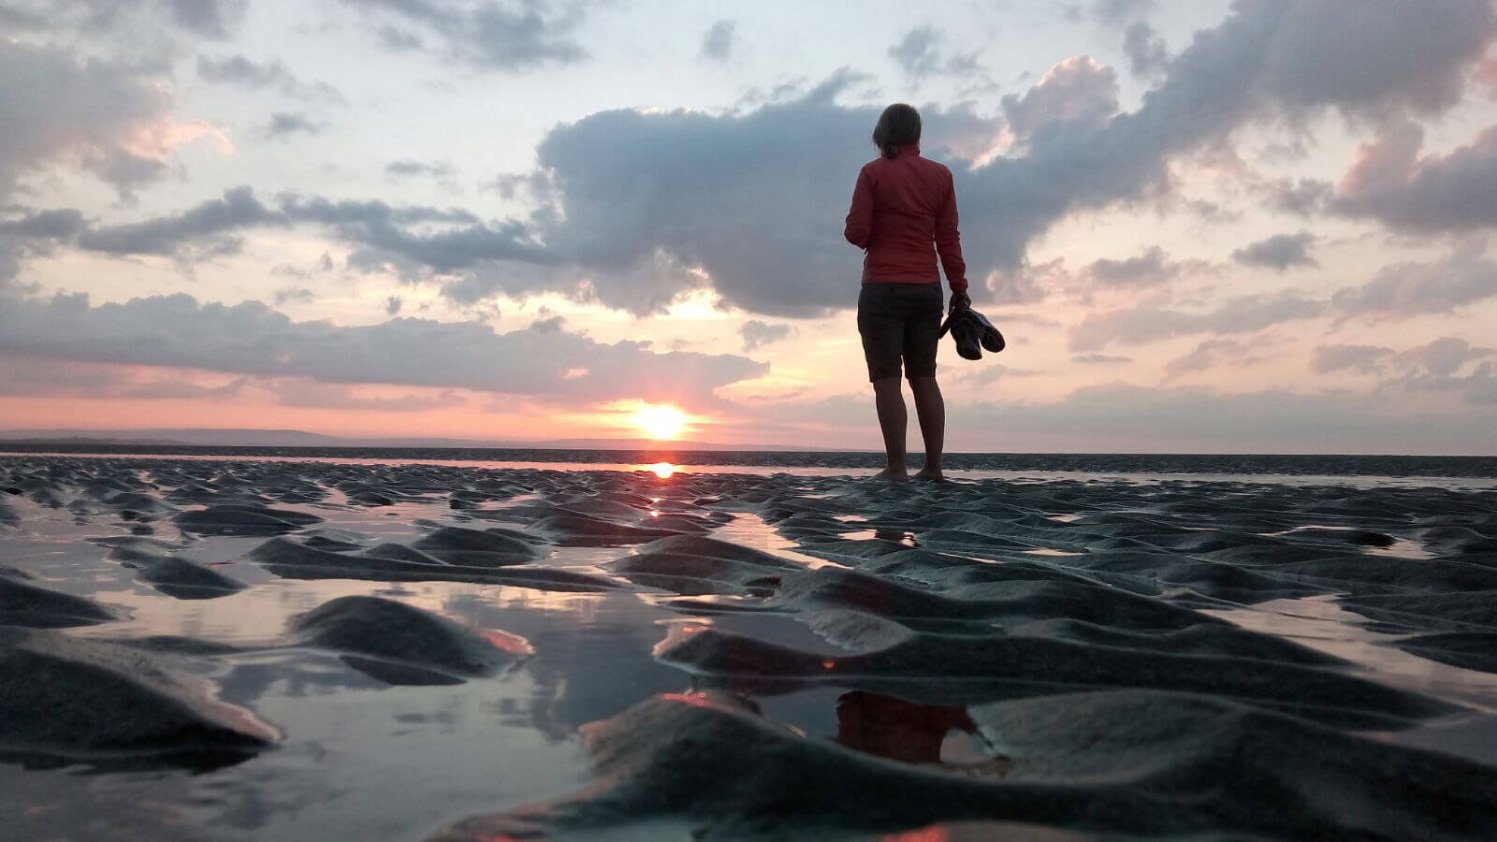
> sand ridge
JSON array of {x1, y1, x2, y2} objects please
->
[{"x1": 1, "y1": 454, "x2": 1495, "y2": 840}]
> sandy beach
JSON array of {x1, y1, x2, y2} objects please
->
[{"x1": 2, "y1": 453, "x2": 1496, "y2": 841}]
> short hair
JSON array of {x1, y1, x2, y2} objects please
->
[{"x1": 872, "y1": 104, "x2": 922, "y2": 159}]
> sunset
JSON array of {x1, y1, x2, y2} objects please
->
[
  {"x1": 1, "y1": 1, "x2": 1494, "y2": 453},
  {"x1": 3, "y1": 3, "x2": 1497, "y2": 840}
]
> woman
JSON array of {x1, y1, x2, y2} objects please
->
[{"x1": 844, "y1": 103, "x2": 970, "y2": 481}]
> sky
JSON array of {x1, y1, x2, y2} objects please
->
[{"x1": 1, "y1": 0, "x2": 1495, "y2": 454}]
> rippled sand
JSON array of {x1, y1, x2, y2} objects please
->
[{"x1": 2, "y1": 455, "x2": 1496, "y2": 841}]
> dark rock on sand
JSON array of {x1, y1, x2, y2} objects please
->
[
  {"x1": 95, "y1": 536, "x2": 245, "y2": 599},
  {"x1": 174, "y1": 504, "x2": 324, "y2": 536},
  {"x1": 0, "y1": 574, "x2": 119, "y2": 628},
  {"x1": 290, "y1": 596, "x2": 531, "y2": 685},
  {"x1": 0, "y1": 628, "x2": 276, "y2": 769}
]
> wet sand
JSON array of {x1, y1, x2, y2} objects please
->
[{"x1": 2, "y1": 454, "x2": 1496, "y2": 840}]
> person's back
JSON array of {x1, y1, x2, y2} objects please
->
[
  {"x1": 846, "y1": 151, "x2": 965, "y2": 290},
  {"x1": 843, "y1": 104, "x2": 969, "y2": 482}
]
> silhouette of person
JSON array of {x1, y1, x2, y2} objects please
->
[{"x1": 845, "y1": 104, "x2": 970, "y2": 482}]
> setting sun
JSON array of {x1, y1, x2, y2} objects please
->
[{"x1": 631, "y1": 402, "x2": 689, "y2": 440}]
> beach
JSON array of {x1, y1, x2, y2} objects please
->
[{"x1": 2, "y1": 452, "x2": 1496, "y2": 841}]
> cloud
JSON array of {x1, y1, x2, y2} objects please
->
[
  {"x1": 1395, "y1": 336, "x2": 1495, "y2": 378},
  {"x1": 1071, "y1": 292, "x2": 1324, "y2": 350},
  {"x1": 385, "y1": 295, "x2": 403, "y2": 315},
  {"x1": 1333, "y1": 121, "x2": 1497, "y2": 232},
  {"x1": 273, "y1": 287, "x2": 315, "y2": 305},
  {"x1": 273, "y1": 379, "x2": 466, "y2": 412},
  {"x1": 0, "y1": 291, "x2": 766, "y2": 406},
  {"x1": 1330, "y1": 243, "x2": 1497, "y2": 317},
  {"x1": 0, "y1": 39, "x2": 177, "y2": 200},
  {"x1": 1265, "y1": 178, "x2": 1332, "y2": 216},
  {"x1": 262, "y1": 111, "x2": 325, "y2": 140},
  {"x1": 196, "y1": 54, "x2": 344, "y2": 103},
  {"x1": 1090, "y1": 0, "x2": 1155, "y2": 25},
  {"x1": 1311, "y1": 344, "x2": 1393, "y2": 374},
  {"x1": 16, "y1": 2, "x2": 1497, "y2": 320},
  {"x1": 385, "y1": 159, "x2": 456, "y2": 179},
  {"x1": 1162, "y1": 337, "x2": 1260, "y2": 380},
  {"x1": 1121, "y1": 22, "x2": 1169, "y2": 76},
  {"x1": 1, "y1": 0, "x2": 245, "y2": 39},
  {"x1": 948, "y1": 381, "x2": 1496, "y2": 453},
  {"x1": 888, "y1": 26, "x2": 980, "y2": 79},
  {"x1": 339, "y1": 0, "x2": 588, "y2": 71},
  {"x1": 1000, "y1": 56, "x2": 1118, "y2": 144},
  {"x1": 699, "y1": 20, "x2": 736, "y2": 63},
  {"x1": 162, "y1": 0, "x2": 247, "y2": 39},
  {"x1": 1231, "y1": 231, "x2": 1318, "y2": 270},
  {"x1": 739, "y1": 320, "x2": 792, "y2": 351},
  {"x1": 1085, "y1": 245, "x2": 1196, "y2": 286},
  {"x1": 0, "y1": 208, "x2": 87, "y2": 286}
]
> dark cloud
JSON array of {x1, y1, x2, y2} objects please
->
[
  {"x1": 0, "y1": 40, "x2": 175, "y2": 200},
  {"x1": 0, "y1": 0, "x2": 244, "y2": 39},
  {"x1": 739, "y1": 320, "x2": 792, "y2": 351},
  {"x1": 263, "y1": 111, "x2": 325, "y2": 140},
  {"x1": 1086, "y1": 245, "x2": 1194, "y2": 286},
  {"x1": 1333, "y1": 121, "x2": 1497, "y2": 232},
  {"x1": 1395, "y1": 336, "x2": 1494, "y2": 378},
  {"x1": 1121, "y1": 21, "x2": 1168, "y2": 76},
  {"x1": 163, "y1": 0, "x2": 246, "y2": 39},
  {"x1": 74, "y1": 187, "x2": 543, "y2": 273},
  {"x1": 1231, "y1": 231, "x2": 1318, "y2": 270},
  {"x1": 0, "y1": 208, "x2": 88, "y2": 287},
  {"x1": 1311, "y1": 343, "x2": 1393, "y2": 374},
  {"x1": 196, "y1": 55, "x2": 344, "y2": 103},
  {"x1": 1331, "y1": 243, "x2": 1497, "y2": 317},
  {"x1": 385, "y1": 295, "x2": 403, "y2": 315},
  {"x1": 888, "y1": 26, "x2": 980, "y2": 79},
  {"x1": 1163, "y1": 338, "x2": 1260, "y2": 380},
  {"x1": 273, "y1": 287, "x2": 315, "y2": 305},
  {"x1": 340, "y1": 0, "x2": 588, "y2": 71},
  {"x1": 1090, "y1": 0, "x2": 1155, "y2": 25},
  {"x1": 77, "y1": 186, "x2": 279, "y2": 255},
  {"x1": 385, "y1": 159, "x2": 456, "y2": 179},
  {"x1": 0, "y1": 291, "x2": 765, "y2": 405},
  {"x1": 1266, "y1": 178, "x2": 1332, "y2": 216},
  {"x1": 1071, "y1": 292, "x2": 1324, "y2": 350},
  {"x1": 699, "y1": 20, "x2": 736, "y2": 63}
]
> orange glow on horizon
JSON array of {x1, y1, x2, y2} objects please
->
[{"x1": 629, "y1": 401, "x2": 689, "y2": 440}]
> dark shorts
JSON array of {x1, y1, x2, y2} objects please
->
[{"x1": 857, "y1": 282, "x2": 943, "y2": 382}]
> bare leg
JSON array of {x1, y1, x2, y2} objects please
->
[
  {"x1": 871, "y1": 377, "x2": 908, "y2": 480},
  {"x1": 909, "y1": 376, "x2": 946, "y2": 481}
]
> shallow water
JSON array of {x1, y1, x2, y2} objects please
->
[{"x1": 3, "y1": 454, "x2": 1497, "y2": 841}]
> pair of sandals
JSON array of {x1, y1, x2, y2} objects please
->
[{"x1": 939, "y1": 300, "x2": 1005, "y2": 360}]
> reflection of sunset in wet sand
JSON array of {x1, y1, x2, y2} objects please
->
[{"x1": 3, "y1": 454, "x2": 1497, "y2": 842}]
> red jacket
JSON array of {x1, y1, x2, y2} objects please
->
[{"x1": 844, "y1": 145, "x2": 968, "y2": 293}]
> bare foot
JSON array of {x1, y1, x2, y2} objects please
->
[
  {"x1": 872, "y1": 467, "x2": 910, "y2": 482},
  {"x1": 914, "y1": 467, "x2": 948, "y2": 482}
]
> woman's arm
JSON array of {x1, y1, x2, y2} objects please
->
[
  {"x1": 934, "y1": 170, "x2": 968, "y2": 294},
  {"x1": 844, "y1": 167, "x2": 874, "y2": 249}
]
